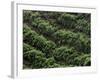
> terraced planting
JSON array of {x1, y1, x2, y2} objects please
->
[{"x1": 23, "y1": 10, "x2": 91, "y2": 69}]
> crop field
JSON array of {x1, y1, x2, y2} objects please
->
[{"x1": 23, "y1": 10, "x2": 91, "y2": 69}]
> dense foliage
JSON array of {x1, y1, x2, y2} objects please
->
[{"x1": 23, "y1": 10, "x2": 91, "y2": 69}]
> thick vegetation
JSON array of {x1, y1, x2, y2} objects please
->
[{"x1": 23, "y1": 10, "x2": 91, "y2": 69}]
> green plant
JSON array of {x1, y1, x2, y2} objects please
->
[
  {"x1": 58, "y1": 13, "x2": 76, "y2": 28},
  {"x1": 23, "y1": 10, "x2": 91, "y2": 69}
]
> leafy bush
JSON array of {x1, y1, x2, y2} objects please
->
[
  {"x1": 23, "y1": 24, "x2": 38, "y2": 44},
  {"x1": 53, "y1": 30, "x2": 79, "y2": 45},
  {"x1": 32, "y1": 18, "x2": 57, "y2": 36},
  {"x1": 24, "y1": 48, "x2": 46, "y2": 68},
  {"x1": 74, "y1": 54, "x2": 91, "y2": 66},
  {"x1": 43, "y1": 41, "x2": 56, "y2": 58},
  {"x1": 75, "y1": 19, "x2": 90, "y2": 36},
  {"x1": 53, "y1": 46, "x2": 76, "y2": 65},
  {"x1": 44, "y1": 57, "x2": 60, "y2": 68},
  {"x1": 74, "y1": 33, "x2": 90, "y2": 53},
  {"x1": 58, "y1": 13, "x2": 77, "y2": 28},
  {"x1": 23, "y1": 43, "x2": 33, "y2": 53}
]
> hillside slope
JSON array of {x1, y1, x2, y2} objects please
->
[{"x1": 23, "y1": 10, "x2": 91, "y2": 69}]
